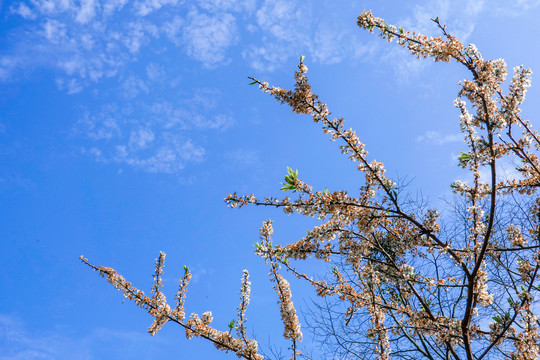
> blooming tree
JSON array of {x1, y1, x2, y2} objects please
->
[{"x1": 82, "y1": 10, "x2": 540, "y2": 360}]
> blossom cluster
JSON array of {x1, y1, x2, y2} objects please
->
[
  {"x1": 241, "y1": 11, "x2": 540, "y2": 359},
  {"x1": 81, "y1": 255, "x2": 263, "y2": 360},
  {"x1": 84, "y1": 9, "x2": 540, "y2": 360}
]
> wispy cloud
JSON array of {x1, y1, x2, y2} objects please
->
[
  {"x1": 135, "y1": 0, "x2": 184, "y2": 16},
  {"x1": 195, "y1": 0, "x2": 256, "y2": 13},
  {"x1": 388, "y1": 0, "x2": 539, "y2": 81},
  {"x1": 81, "y1": 113, "x2": 205, "y2": 174},
  {"x1": 5, "y1": 0, "x2": 537, "y2": 89},
  {"x1": 10, "y1": 3, "x2": 37, "y2": 19},
  {"x1": 0, "y1": 313, "x2": 170, "y2": 360},
  {"x1": 309, "y1": 24, "x2": 373, "y2": 65},
  {"x1": 490, "y1": 0, "x2": 540, "y2": 15},
  {"x1": 243, "y1": 0, "x2": 311, "y2": 70},
  {"x1": 8, "y1": 0, "x2": 531, "y2": 174},
  {"x1": 75, "y1": 0, "x2": 98, "y2": 24},
  {"x1": 112, "y1": 135, "x2": 204, "y2": 173},
  {"x1": 224, "y1": 149, "x2": 260, "y2": 168},
  {"x1": 78, "y1": 105, "x2": 122, "y2": 140},
  {"x1": 145, "y1": 62, "x2": 165, "y2": 81},
  {"x1": 416, "y1": 130, "x2": 462, "y2": 145},
  {"x1": 402, "y1": 0, "x2": 485, "y2": 41},
  {"x1": 0, "y1": 313, "x2": 90, "y2": 360},
  {"x1": 1, "y1": 1, "x2": 237, "y2": 88},
  {"x1": 255, "y1": 0, "x2": 310, "y2": 42},
  {"x1": 243, "y1": 0, "x2": 373, "y2": 71},
  {"x1": 120, "y1": 75, "x2": 149, "y2": 99},
  {"x1": 514, "y1": 0, "x2": 540, "y2": 10},
  {"x1": 182, "y1": 9, "x2": 238, "y2": 68},
  {"x1": 76, "y1": 86, "x2": 233, "y2": 173},
  {"x1": 384, "y1": 0, "x2": 485, "y2": 81}
]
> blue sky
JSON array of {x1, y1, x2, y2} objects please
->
[{"x1": 1, "y1": 0, "x2": 540, "y2": 359}]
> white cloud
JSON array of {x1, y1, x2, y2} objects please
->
[
  {"x1": 77, "y1": 87, "x2": 233, "y2": 173},
  {"x1": 514, "y1": 0, "x2": 540, "y2": 9},
  {"x1": 121, "y1": 75, "x2": 149, "y2": 99},
  {"x1": 145, "y1": 63, "x2": 165, "y2": 81},
  {"x1": 30, "y1": 0, "x2": 72, "y2": 15},
  {"x1": 161, "y1": 15, "x2": 184, "y2": 44},
  {"x1": 242, "y1": 0, "x2": 311, "y2": 70},
  {"x1": 129, "y1": 128, "x2": 155, "y2": 149},
  {"x1": 11, "y1": 3, "x2": 37, "y2": 19},
  {"x1": 103, "y1": 0, "x2": 129, "y2": 17},
  {"x1": 1, "y1": 0, "x2": 379, "y2": 89},
  {"x1": 382, "y1": 0, "x2": 486, "y2": 81},
  {"x1": 123, "y1": 21, "x2": 159, "y2": 54},
  {"x1": 242, "y1": 42, "x2": 291, "y2": 72},
  {"x1": 187, "y1": 88, "x2": 219, "y2": 110},
  {"x1": 77, "y1": 107, "x2": 122, "y2": 140},
  {"x1": 490, "y1": 0, "x2": 540, "y2": 15},
  {"x1": 135, "y1": 0, "x2": 184, "y2": 16},
  {"x1": 0, "y1": 313, "x2": 172, "y2": 360},
  {"x1": 244, "y1": 0, "x2": 374, "y2": 71},
  {"x1": 114, "y1": 136, "x2": 204, "y2": 173},
  {"x1": 224, "y1": 149, "x2": 259, "y2": 167},
  {"x1": 0, "y1": 57, "x2": 20, "y2": 81},
  {"x1": 416, "y1": 131, "x2": 462, "y2": 145},
  {"x1": 150, "y1": 93, "x2": 234, "y2": 131},
  {"x1": 182, "y1": 9, "x2": 238, "y2": 67},
  {"x1": 399, "y1": 0, "x2": 485, "y2": 41},
  {"x1": 309, "y1": 25, "x2": 371, "y2": 65},
  {"x1": 196, "y1": 0, "x2": 256, "y2": 13},
  {"x1": 42, "y1": 19, "x2": 67, "y2": 43},
  {"x1": 75, "y1": 0, "x2": 97, "y2": 24},
  {"x1": 55, "y1": 77, "x2": 84, "y2": 94},
  {"x1": 255, "y1": 0, "x2": 310, "y2": 42},
  {"x1": 0, "y1": 2, "x2": 163, "y2": 90},
  {"x1": 0, "y1": 313, "x2": 91, "y2": 360},
  {"x1": 150, "y1": 102, "x2": 189, "y2": 129},
  {"x1": 193, "y1": 114, "x2": 234, "y2": 130}
]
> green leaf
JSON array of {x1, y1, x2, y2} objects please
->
[
  {"x1": 507, "y1": 297, "x2": 514, "y2": 305},
  {"x1": 281, "y1": 167, "x2": 299, "y2": 191},
  {"x1": 300, "y1": 55, "x2": 305, "y2": 62},
  {"x1": 399, "y1": 27, "x2": 404, "y2": 34},
  {"x1": 287, "y1": 166, "x2": 298, "y2": 178},
  {"x1": 248, "y1": 81, "x2": 256, "y2": 85},
  {"x1": 458, "y1": 152, "x2": 470, "y2": 162},
  {"x1": 228, "y1": 319, "x2": 235, "y2": 330},
  {"x1": 492, "y1": 315, "x2": 501, "y2": 322},
  {"x1": 183, "y1": 265, "x2": 190, "y2": 273},
  {"x1": 280, "y1": 184, "x2": 296, "y2": 191}
]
